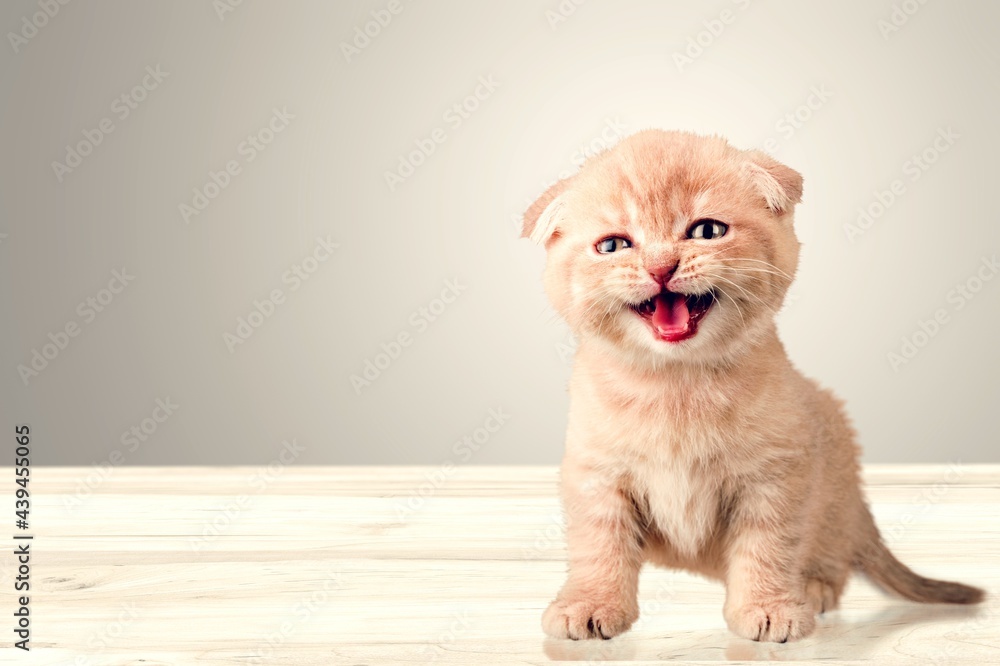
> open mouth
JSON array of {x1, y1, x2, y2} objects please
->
[{"x1": 629, "y1": 290, "x2": 715, "y2": 343}]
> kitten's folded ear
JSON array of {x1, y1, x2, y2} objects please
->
[
  {"x1": 522, "y1": 178, "x2": 573, "y2": 245},
  {"x1": 743, "y1": 151, "x2": 804, "y2": 214}
]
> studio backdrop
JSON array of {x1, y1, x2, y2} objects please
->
[{"x1": 1, "y1": 0, "x2": 998, "y2": 465}]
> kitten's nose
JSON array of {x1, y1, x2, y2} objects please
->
[{"x1": 648, "y1": 263, "x2": 678, "y2": 287}]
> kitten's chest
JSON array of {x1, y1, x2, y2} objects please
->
[{"x1": 630, "y1": 452, "x2": 721, "y2": 558}]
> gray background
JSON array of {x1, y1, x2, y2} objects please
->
[{"x1": 1, "y1": 0, "x2": 997, "y2": 465}]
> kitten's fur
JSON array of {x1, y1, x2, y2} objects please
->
[{"x1": 522, "y1": 130, "x2": 983, "y2": 643}]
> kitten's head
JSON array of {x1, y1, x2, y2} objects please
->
[{"x1": 523, "y1": 130, "x2": 803, "y2": 366}]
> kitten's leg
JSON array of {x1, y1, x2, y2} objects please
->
[
  {"x1": 722, "y1": 486, "x2": 816, "y2": 643},
  {"x1": 804, "y1": 578, "x2": 838, "y2": 614},
  {"x1": 802, "y1": 554, "x2": 850, "y2": 614},
  {"x1": 542, "y1": 466, "x2": 643, "y2": 640}
]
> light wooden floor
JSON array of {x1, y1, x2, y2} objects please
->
[{"x1": 1, "y1": 465, "x2": 998, "y2": 664}]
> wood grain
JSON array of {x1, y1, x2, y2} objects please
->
[{"x1": 0, "y1": 465, "x2": 998, "y2": 664}]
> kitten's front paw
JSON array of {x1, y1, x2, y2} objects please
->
[
  {"x1": 542, "y1": 595, "x2": 638, "y2": 640},
  {"x1": 724, "y1": 598, "x2": 815, "y2": 643}
]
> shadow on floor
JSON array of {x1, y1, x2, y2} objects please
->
[{"x1": 541, "y1": 603, "x2": 990, "y2": 662}]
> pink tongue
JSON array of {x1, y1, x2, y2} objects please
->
[{"x1": 651, "y1": 292, "x2": 689, "y2": 334}]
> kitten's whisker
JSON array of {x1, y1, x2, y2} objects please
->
[
  {"x1": 700, "y1": 274, "x2": 765, "y2": 335},
  {"x1": 724, "y1": 266, "x2": 785, "y2": 279},
  {"x1": 726, "y1": 258, "x2": 794, "y2": 280},
  {"x1": 702, "y1": 271, "x2": 769, "y2": 309},
  {"x1": 713, "y1": 268, "x2": 776, "y2": 296},
  {"x1": 716, "y1": 288, "x2": 749, "y2": 333},
  {"x1": 723, "y1": 267, "x2": 786, "y2": 288}
]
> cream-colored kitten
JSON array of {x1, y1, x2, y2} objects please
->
[{"x1": 523, "y1": 130, "x2": 983, "y2": 642}]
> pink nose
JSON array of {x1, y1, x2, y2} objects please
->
[{"x1": 648, "y1": 263, "x2": 677, "y2": 286}]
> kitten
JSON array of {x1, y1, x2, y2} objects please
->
[{"x1": 522, "y1": 130, "x2": 983, "y2": 642}]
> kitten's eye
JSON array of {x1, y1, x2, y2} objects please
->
[
  {"x1": 596, "y1": 236, "x2": 632, "y2": 254},
  {"x1": 688, "y1": 220, "x2": 729, "y2": 240}
]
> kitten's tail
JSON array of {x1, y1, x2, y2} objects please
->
[{"x1": 854, "y1": 510, "x2": 984, "y2": 605}]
